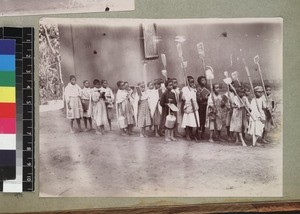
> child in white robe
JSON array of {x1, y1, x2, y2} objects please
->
[
  {"x1": 101, "y1": 80, "x2": 115, "y2": 131},
  {"x1": 181, "y1": 76, "x2": 199, "y2": 141},
  {"x1": 147, "y1": 81, "x2": 162, "y2": 137},
  {"x1": 65, "y1": 75, "x2": 83, "y2": 133},
  {"x1": 248, "y1": 86, "x2": 266, "y2": 147},
  {"x1": 91, "y1": 79, "x2": 108, "y2": 135}
]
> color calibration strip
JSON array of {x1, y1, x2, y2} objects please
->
[
  {"x1": 0, "y1": 40, "x2": 16, "y2": 185},
  {"x1": 0, "y1": 27, "x2": 35, "y2": 192}
]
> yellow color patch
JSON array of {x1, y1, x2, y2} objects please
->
[{"x1": 0, "y1": 87, "x2": 15, "y2": 103}]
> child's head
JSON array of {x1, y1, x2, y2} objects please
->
[
  {"x1": 197, "y1": 76, "x2": 207, "y2": 87},
  {"x1": 213, "y1": 84, "x2": 220, "y2": 94},
  {"x1": 93, "y1": 79, "x2": 101, "y2": 88},
  {"x1": 83, "y1": 80, "x2": 90, "y2": 88},
  {"x1": 123, "y1": 81, "x2": 130, "y2": 90},
  {"x1": 117, "y1": 81, "x2": 125, "y2": 90},
  {"x1": 172, "y1": 78, "x2": 178, "y2": 89},
  {"x1": 147, "y1": 81, "x2": 154, "y2": 90},
  {"x1": 138, "y1": 81, "x2": 146, "y2": 92},
  {"x1": 265, "y1": 85, "x2": 271, "y2": 96},
  {"x1": 236, "y1": 86, "x2": 245, "y2": 97},
  {"x1": 254, "y1": 86, "x2": 264, "y2": 98},
  {"x1": 101, "y1": 80, "x2": 108, "y2": 88},
  {"x1": 187, "y1": 76, "x2": 195, "y2": 87},
  {"x1": 244, "y1": 86, "x2": 250, "y2": 96},
  {"x1": 165, "y1": 79, "x2": 173, "y2": 91},
  {"x1": 154, "y1": 79, "x2": 161, "y2": 89},
  {"x1": 70, "y1": 75, "x2": 76, "y2": 85}
]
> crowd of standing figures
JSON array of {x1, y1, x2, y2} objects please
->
[{"x1": 64, "y1": 73, "x2": 278, "y2": 147}]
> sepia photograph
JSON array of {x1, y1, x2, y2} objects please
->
[
  {"x1": 0, "y1": 0, "x2": 134, "y2": 16},
  {"x1": 39, "y1": 18, "x2": 282, "y2": 197}
]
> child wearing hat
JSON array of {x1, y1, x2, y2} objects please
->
[{"x1": 248, "y1": 86, "x2": 266, "y2": 146}]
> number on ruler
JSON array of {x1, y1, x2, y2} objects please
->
[
  {"x1": 26, "y1": 101, "x2": 32, "y2": 104},
  {"x1": 27, "y1": 132, "x2": 32, "y2": 136},
  {"x1": 26, "y1": 147, "x2": 31, "y2": 151},
  {"x1": 27, "y1": 162, "x2": 31, "y2": 166},
  {"x1": 26, "y1": 70, "x2": 31, "y2": 73},
  {"x1": 27, "y1": 176, "x2": 32, "y2": 182}
]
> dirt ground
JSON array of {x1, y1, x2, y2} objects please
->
[{"x1": 39, "y1": 108, "x2": 282, "y2": 197}]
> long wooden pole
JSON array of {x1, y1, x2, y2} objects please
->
[
  {"x1": 242, "y1": 58, "x2": 258, "y2": 146},
  {"x1": 255, "y1": 60, "x2": 275, "y2": 125}
]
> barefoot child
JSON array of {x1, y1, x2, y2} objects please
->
[
  {"x1": 223, "y1": 86, "x2": 235, "y2": 141},
  {"x1": 242, "y1": 86, "x2": 251, "y2": 139},
  {"x1": 101, "y1": 80, "x2": 115, "y2": 131},
  {"x1": 181, "y1": 76, "x2": 200, "y2": 141},
  {"x1": 124, "y1": 81, "x2": 136, "y2": 134},
  {"x1": 206, "y1": 83, "x2": 223, "y2": 142},
  {"x1": 91, "y1": 79, "x2": 108, "y2": 135},
  {"x1": 196, "y1": 76, "x2": 210, "y2": 139},
  {"x1": 136, "y1": 81, "x2": 152, "y2": 137},
  {"x1": 81, "y1": 80, "x2": 93, "y2": 131},
  {"x1": 160, "y1": 79, "x2": 177, "y2": 141},
  {"x1": 230, "y1": 87, "x2": 247, "y2": 147},
  {"x1": 248, "y1": 86, "x2": 266, "y2": 147},
  {"x1": 263, "y1": 85, "x2": 276, "y2": 143},
  {"x1": 148, "y1": 80, "x2": 162, "y2": 137},
  {"x1": 64, "y1": 75, "x2": 83, "y2": 133},
  {"x1": 116, "y1": 81, "x2": 135, "y2": 135},
  {"x1": 171, "y1": 78, "x2": 183, "y2": 137}
]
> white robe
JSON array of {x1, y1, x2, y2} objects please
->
[
  {"x1": 248, "y1": 96, "x2": 266, "y2": 137},
  {"x1": 181, "y1": 86, "x2": 200, "y2": 128},
  {"x1": 147, "y1": 89, "x2": 162, "y2": 117}
]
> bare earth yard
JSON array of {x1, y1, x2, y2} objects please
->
[{"x1": 39, "y1": 109, "x2": 282, "y2": 197}]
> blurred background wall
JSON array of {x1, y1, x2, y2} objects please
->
[{"x1": 58, "y1": 19, "x2": 282, "y2": 90}]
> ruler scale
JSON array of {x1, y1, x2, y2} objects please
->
[{"x1": 0, "y1": 27, "x2": 34, "y2": 192}]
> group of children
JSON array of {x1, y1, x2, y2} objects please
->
[{"x1": 64, "y1": 74, "x2": 276, "y2": 147}]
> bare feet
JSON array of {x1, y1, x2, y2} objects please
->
[
  {"x1": 186, "y1": 135, "x2": 192, "y2": 141},
  {"x1": 165, "y1": 138, "x2": 172, "y2": 142},
  {"x1": 170, "y1": 137, "x2": 177, "y2": 141},
  {"x1": 70, "y1": 130, "x2": 75, "y2": 134},
  {"x1": 209, "y1": 138, "x2": 214, "y2": 143}
]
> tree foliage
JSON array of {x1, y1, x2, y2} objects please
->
[{"x1": 39, "y1": 24, "x2": 64, "y2": 105}]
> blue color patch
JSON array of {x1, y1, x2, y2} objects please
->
[
  {"x1": 0, "y1": 40, "x2": 15, "y2": 55},
  {"x1": 0, "y1": 55, "x2": 15, "y2": 72}
]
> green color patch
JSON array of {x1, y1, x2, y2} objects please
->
[{"x1": 0, "y1": 72, "x2": 15, "y2": 86}]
